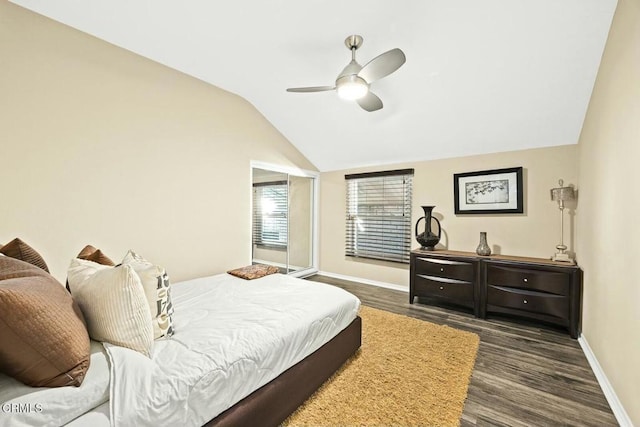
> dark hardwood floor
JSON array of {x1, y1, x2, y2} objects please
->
[{"x1": 306, "y1": 274, "x2": 618, "y2": 427}]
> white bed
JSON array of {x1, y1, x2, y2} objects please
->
[{"x1": 0, "y1": 273, "x2": 360, "y2": 427}]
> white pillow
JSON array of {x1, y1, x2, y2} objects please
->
[
  {"x1": 67, "y1": 258, "x2": 154, "y2": 357},
  {"x1": 122, "y1": 250, "x2": 174, "y2": 339}
]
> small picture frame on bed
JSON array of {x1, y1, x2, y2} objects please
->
[{"x1": 453, "y1": 167, "x2": 524, "y2": 214}]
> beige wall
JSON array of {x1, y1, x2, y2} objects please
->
[
  {"x1": 0, "y1": 2, "x2": 315, "y2": 282},
  {"x1": 320, "y1": 145, "x2": 579, "y2": 287},
  {"x1": 576, "y1": 0, "x2": 639, "y2": 423}
]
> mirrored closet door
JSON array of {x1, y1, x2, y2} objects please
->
[{"x1": 251, "y1": 165, "x2": 317, "y2": 276}]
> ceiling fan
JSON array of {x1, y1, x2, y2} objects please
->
[{"x1": 286, "y1": 35, "x2": 406, "y2": 112}]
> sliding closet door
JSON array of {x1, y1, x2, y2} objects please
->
[
  {"x1": 251, "y1": 165, "x2": 316, "y2": 275},
  {"x1": 287, "y1": 175, "x2": 313, "y2": 273}
]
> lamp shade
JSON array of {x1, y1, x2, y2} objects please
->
[{"x1": 550, "y1": 179, "x2": 575, "y2": 202}]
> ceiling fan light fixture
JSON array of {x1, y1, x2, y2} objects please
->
[
  {"x1": 336, "y1": 75, "x2": 368, "y2": 100},
  {"x1": 286, "y1": 35, "x2": 405, "y2": 111}
]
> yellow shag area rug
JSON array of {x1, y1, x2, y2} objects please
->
[{"x1": 284, "y1": 306, "x2": 480, "y2": 427}]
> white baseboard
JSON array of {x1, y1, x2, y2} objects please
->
[
  {"x1": 578, "y1": 335, "x2": 633, "y2": 427},
  {"x1": 317, "y1": 271, "x2": 409, "y2": 293}
]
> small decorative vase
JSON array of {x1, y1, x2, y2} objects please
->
[
  {"x1": 476, "y1": 232, "x2": 491, "y2": 256},
  {"x1": 415, "y1": 206, "x2": 441, "y2": 250}
]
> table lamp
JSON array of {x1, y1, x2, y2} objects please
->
[{"x1": 550, "y1": 179, "x2": 575, "y2": 263}]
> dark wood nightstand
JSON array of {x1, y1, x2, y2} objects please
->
[{"x1": 410, "y1": 251, "x2": 479, "y2": 316}]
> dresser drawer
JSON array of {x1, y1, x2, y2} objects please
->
[
  {"x1": 414, "y1": 274, "x2": 473, "y2": 303},
  {"x1": 414, "y1": 257, "x2": 474, "y2": 282},
  {"x1": 487, "y1": 285, "x2": 569, "y2": 319},
  {"x1": 486, "y1": 265, "x2": 570, "y2": 296}
]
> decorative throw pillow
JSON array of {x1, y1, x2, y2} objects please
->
[
  {"x1": 0, "y1": 238, "x2": 49, "y2": 272},
  {"x1": 77, "y1": 245, "x2": 115, "y2": 266},
  {"x1": 122, "y1": 250, "x2": 174, "y2": 339},
  {"x1": 66, "y1": 245, "x2": 116, "y2": 292},
  {"x1": 227, "y1": 264, "x2": 280, "y2": 280},
  {"x1": 0, "y1": 257, "x2": 90, "y2": 387},
  {"x1": 67, "y1": 258, "x2": 154, "y2": 357}
]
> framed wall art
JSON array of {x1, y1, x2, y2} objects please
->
[{"x1": 453, "y1": 167, "x2": 523, "y2": 214}]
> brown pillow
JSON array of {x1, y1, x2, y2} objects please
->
[
  {"x1": 227, "y1": 264, "x2": 280, "y2": 280},
  {"x1": 66, "y1": 245, "x2": 115, "y2": 292},
  {"x1": 0, "y1": 256, "x2": 91, "y2": 387},
  {"x1": 0, "y1": 238, "x2": 49, "y2": 272},
  {"x1": 77, "y1": 245, "x2": 115, "y2": 266}
]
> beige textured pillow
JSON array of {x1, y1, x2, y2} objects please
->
[
  {"x1": 67, "y1": 258, "x2": 154, "y2": 357},
  {"x1": 122, "y1": 250, "x2": 174, "y2": 339},
  {"x1": 0, "y1": 257, "x2": 90, "y2": 387},
  {"x1": 66, "y1": 245, "x2": 116, "y2": 292}
]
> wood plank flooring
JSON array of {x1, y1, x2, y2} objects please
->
[{"x1": 306, "y1": 274, "x2": 618, "y2": 427}]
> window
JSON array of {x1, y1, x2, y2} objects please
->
[
  {"x1": 253, "y1": 181, "x2": 288, "y2": 248},
  {"x1": 345, "y1": 169, "x2": 414, "y2": 263}
]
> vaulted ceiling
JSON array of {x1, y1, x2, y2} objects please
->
[{"x1": 10, "y1": 0, "x2": 617, "y2": 171}]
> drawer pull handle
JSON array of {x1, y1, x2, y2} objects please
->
[
  {"x1": 523, "y1": 299, "x2": 528, "y2": 304},
  {"x1": 440, "y1": 268, "x2": 444, "y2": 272},
  {"x1": 439, "y1": 286, "x2": 444, "y2": 290},
  {"x1": 523, "y1": 278, "x2": 528, "y2": 282}
]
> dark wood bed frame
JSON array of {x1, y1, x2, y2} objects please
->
[{"x1": 205, "y1": 316, "x2": 362, "y2": 427}]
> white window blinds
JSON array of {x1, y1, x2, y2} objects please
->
[
  {"x1": 345, "y1": 169, "x2": 414, "y2": 264},
  {"x1": 253, "y1": 181, "x2": 288, "y2": 248}
]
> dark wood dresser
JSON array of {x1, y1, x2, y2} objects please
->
[{"x1": 410, "y1": 249, "x2": 583, "y2": 338}]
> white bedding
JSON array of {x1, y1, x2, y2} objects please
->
[
  {"x1": 0, "y1": 341, "x2": 110, "y2": 427},
  {"x1": 75, "y1": 272, "x2": 360, "y2": 427}
]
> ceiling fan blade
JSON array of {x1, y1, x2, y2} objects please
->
[
  {"x1": 357, "y1": 91, "x2": 383, "y2": 112},
  {"x1": 357, "y1": 48, "x2": 406, "y2": 83},
  {"x1": 286, "y1": 86, "x2": 335, "y2": 93}
]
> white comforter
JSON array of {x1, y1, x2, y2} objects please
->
[
  {"x1": 105, "y1": 273, "x2": 360, "y2": 427},
  {"x1": 0, "y1": 341, "x2": 110, "y2": 427}
]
